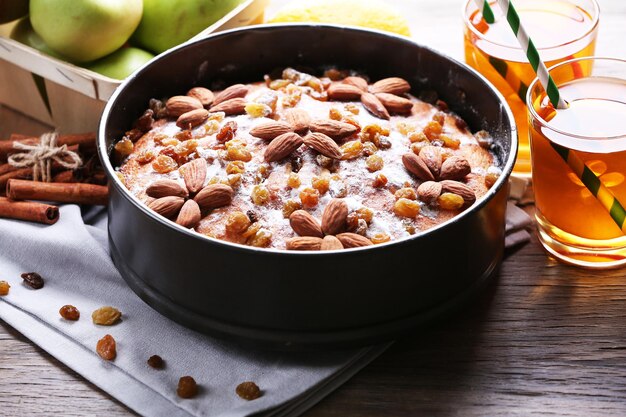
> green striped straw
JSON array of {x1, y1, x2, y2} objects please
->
[
  {"x1": 476, "y1": 0, "x2": 626, "y2": 233},
  {"x1": 473, "y1": 0, "x2": 496, "y2": 24}
]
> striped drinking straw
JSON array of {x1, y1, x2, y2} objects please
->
[{"x1": 473, "y1": 0, "x2": 626, "y2": 233}]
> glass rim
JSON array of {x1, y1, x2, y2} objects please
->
[
  {"x1": 462, "y1": 0, "x2": 600, "y2": 52},
  {"x1": 527, "y1": 56, "x2": 626, "y2": 140}
]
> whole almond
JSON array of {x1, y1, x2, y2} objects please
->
[
  {"x1": 321, "y1": 199, "x2": 348, "y2": 235},
  {"x1": 286, "y1": 236, "x2": 323, "y2": 251},
  {"x1": 264, "y1": 132, "x2": 303, "y2": 162},
  {"x1": 370, "y1": 77, "x2": 411, "y2": 95},
  {"x1": 375, "y1": 93, "x2": 413, "y2": 114},
  {"x1": 209, "y1": 97, "x2": 246, "y2": 115},
  {"x1": 419, "y1": 146, "x2": 443, "y2": 178},
  {"x1": 289, "y1": 210, "x2": 323, "y2": 238},
  {"x1": 336, "y1": 232, "x2": 373, "y2": 248},
  {"x1": 193, "y1": 183, "x2": 234, "y2": 210},
  {"x1": 327, "y1": 83, "x2": 363, "y2": 101},
  {"x1": 146, "y1": 180, "x2": 188, "y2": 199},
  {"x1": 361, "y1": 92, "x2": 390, "y2": 120},
  {"x1": 148, "y1": 196, "x2": 185, "y2": 218},
  {"x1": 440, "y1": 156, "x2": 471, "y2": 180},
  {"x1": 309, "y1": 119, "x2": 357, "y2": 139},
  {"x1": 402, "y1": 153, "x2": 435, "y2": 181},
  {"x1": 320, "y1": 235, "x2": 344, "y2": 251},
  {"x1": 166, "y1": 96, "x2": 203, "y2": 117},
  {"x1": 187, "y1": 87, "x2": 214, "y2": 107},
  {"x1": 180, "y1": 158, "x2": 207, "y2": 194},
  {"x1": 284, "y1": 108, "x2": 311, "y2": 133},
  {"x1": 212, "y1": 84, "x2": 249, "y2": 106},
  {"x1": 440, "y1": 180, "x2": 476, "y2": 204},
  {"x1": 417, "y1": 181, "x2": 443, "y2": 203},
  {"x1": 303, "y1": 132, "x2": 342, "y2": 159},
  {"x1": 342, "y1": 76, "x2": 368, "y2": 92},
  {"x1": 176, "y1": 199, "x2": 201, "y2": 228},
  {"x1": 176, "y1": 108, "x2": 209, "y2": 129},
  {"x1": 249, "y1": 121, "x2": 293, "y2": 140}
]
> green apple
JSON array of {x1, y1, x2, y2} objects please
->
[
  {"x1": 132, "y1": 0, "x2": 244, "y2": 54},
  {"x1": 85, "y1": 47, "x2": 154, "y2": 80},
  {"x1": 30, "y1": 0, "x2": 143, "y2": 63},
  {"x1": 0, "y1": 0, "x2": 28, "y2": 24},
  {"x1": 9, "y1": 17, "x2": 67, "y2": 60}
]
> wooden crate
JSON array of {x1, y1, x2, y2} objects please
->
[{"x1": 0, "y1": 0, "x2": 268, "y2": 133}]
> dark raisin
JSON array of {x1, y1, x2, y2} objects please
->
[
  {"x1": 147, "y1": 355, "x2": 164, "y2": 369},
  {"x1": 289, "y1": 155, "x2": 303, "y2": 173},
  {"x1": 247, "y1": 210, "x2": 259, "y2": 223},
  {"x1": 125, "y1": 128, "x2": 144, "y2": 143},
  {"x1": 21, "y1": 272, "x2": 44, "y2": 289},
  {"x1": 149, "y1": 98, "x2": 168, "y2": 119},
  {"x1": 59, "y1": 305, "x2": 80, "y2": 320},
  {"x1": 236, "y1": 381, "x2": 261, "y2": 401},
  {"x1": 177, "y1": 376, "x2": 198, "y2": 398},
  {"x1": 216, "y1": 121, "x2": 238, "y2": 143},
  {"x1": 134, "y1": 109, "x2": 155, "y2": 132},
  {"x1": 436, "y1": 99, "x2": 449, "y2": 111}
]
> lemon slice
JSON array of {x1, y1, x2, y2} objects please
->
[{"x1": 269, "y1": 0, "x2": 410, "y2": 37}]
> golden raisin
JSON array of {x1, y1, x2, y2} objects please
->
[
  {"x1": 372, "y1": 173, "x2": 388, "y2": 188},
  {"x1": 96, "y1": 334, "x2": 116, "y2": 361},
  {"x1": 438, "y1": 192, "x2": 464, "y2": 210},
  {"x1": 0, "y1": 280, "x2": 9, "y2": 296},
  {"x1": 225, "y1": 212, "x2": 252, "y2": 234},
  {"x1": 269, "y1": 79, "x2": 290, "y2": 90},
  {"x1": 355, "y1": 207, "x2": 374, "y2": 224},
  {"x1": 147, "y1": 355, "x2": 164, "y2": 369},
  {"x1": 329, "y1": 107, "x2": 343, "y2": 120},
  {"x1": 245, "y1": 102, "x2": 272, "y2": 118},
  {"x1": 59, "y1": 305, "x2": 80, "y2": 321},
  {"x1": 340, "y1": 140, "x2": 363, "y2": 160},
  {"x1": 396, "y1": 121, "x2": 416, "y2": 136},
  {"x1": 312, "y1": 176, "x2": 330, "y2": 194},
  {"x1": 409, "y1": 131, "x2": 429, "y2": 143},
  {"x1": 134, "y1": 149, "x2": 155, "y2": 164},
  {"x1": 300, "y1": 187, "x2": 320, "y2": 208},
  {"x1": 175, "y1": 139, "x2": 198, "y2": 159},
  {"x1": 152, "y1": 155, "x2": 178, "y2": 173},
  {"x1": 92, "y1": 306, "x2": 122, "y2": 326},
  {"x1": 485, "y1": 171, "x2": 500, "y2": 188},
  {"x1": 204, "y1": 120, "x2": 220, "y2": 135},
  {"x1": 228, "y1": 173, "x2": 242, "y2": 187},
  {"x1": 360, "y1": 124, "x2": 383, "y2": 142},
  {"x1": 395, "y1": 187, "x2": 417, "y2": 200},
  {"x1": 282, "y1": 84, "x2": 302, "y2": 107},
  {"x1": 287, "y1": 173, "x2": 301, "y2": 188},
  {"x1": 160, "y1": 137, "x2": 181, "y2": 147},
  {"x1": 226, "y1": 145, "x2": 252, "y2": 162},
  {"x1": 226, "y1": 161, "x2": 245, "y2": 175},
  {"x1": 440, "y1": 134, "x2": 460, "y2": 149},
  {"x1": 114, "y1": 138, "x2": 133, "y2": 158},
  {"x1": 366, "y1": 154, "x2": 384, "y2": 172},
  {"x1": 432, "y1": 111, "x2": 446, "y2": 125},
  {"x1": 344, "y1": 103, "x2": 360, "y2": 115},
  {"x1": 282, "y1": 200, "x2": 303, "y2": 218},
  {"x1": 246, "y1": 227, "x2": 273, "y2": 248},
  {"x1": 177, "y1": 376, "x2": 198, "y2": 399},
  {"x1": 374, "y1": 135, "x2": 391, "y2": 149},
  {"x1": 236, "y1": 381, "x2": 262, "y2": 401},
  {"x1": 410, "y1": 141, "x2": 429, "y2": 155},
  {"x1": 371, "y1": 233, "x2": 391, "y2": 244},
  {"x1": 394, "y1": 198, "x2": 420, "y2": 218},
  {"x1": 423, "y1": 120, "x2": 442, "y2": 141},
  {"x1": 251, "y1": 185, "x2": 270, "y2": 205},
  {"x1": 254, "y1": 90, "x2": 278, "y2": 113},
  {"x1": 362, "y1": 141, "x2": 378, "y2": 156}
]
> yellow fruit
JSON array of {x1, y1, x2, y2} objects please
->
[{"x1": 269, "y1": 0, "x2": 411, "y2": 37}]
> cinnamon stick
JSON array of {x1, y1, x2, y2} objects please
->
[
  {"x1": 7, "y1": 179, "x2": 108, "y2": 205},
  {"x1": 0, "y1": 168, "x2": 32, "y2": 190},
  {"x1": 0, "y1": 132, "x2": 96, "y2": 160},
  {"x1": 0, "y1": 197, "x2": 59, "y2": 224}
]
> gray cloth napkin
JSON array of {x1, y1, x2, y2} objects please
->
[
  {"x1": 0, "y1": 205, "x2": 387, "y2": 417},
  {"x1": 0, "y1": 197, "x2": 532, "y2": 417}
]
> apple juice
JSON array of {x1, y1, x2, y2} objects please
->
[{"x1": 463, "y1": 0, "x2": 599, "y2": 175}]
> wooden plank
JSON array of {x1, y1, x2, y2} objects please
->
[{"x1": 1, "y1": 0, "x2": 626, "y2": 416}]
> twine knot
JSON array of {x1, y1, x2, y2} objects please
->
[{"x1": 7, "y1": 132, "x2": 83, "y2": 182}]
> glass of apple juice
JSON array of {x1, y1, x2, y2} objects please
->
[
  {"x1": 463, "y1": 0, "x2": 599, "y2": 177},
  {"x1": 528, "y1": 57, "x2": 626, "y2": 268}
]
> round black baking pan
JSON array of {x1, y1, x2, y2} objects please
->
[{"x1": 98, "y1": 24, "x2": 517, "y2": 349}]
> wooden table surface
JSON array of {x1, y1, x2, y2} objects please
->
[{"x1": 2, "y1": 0, "x2": 626, "y2": 415}]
